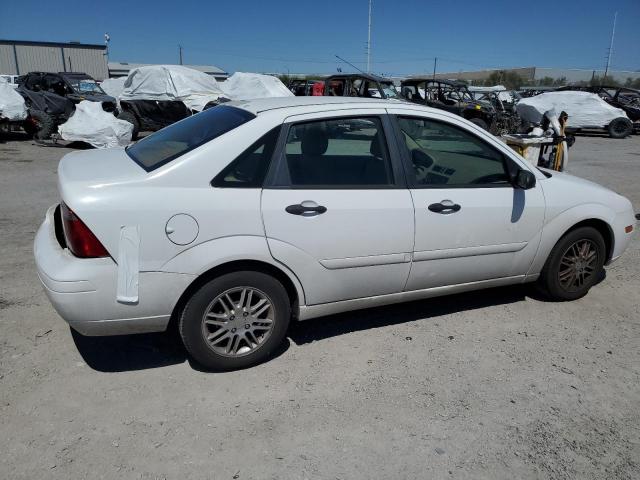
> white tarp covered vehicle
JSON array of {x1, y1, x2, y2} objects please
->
[
  {"x1": 517, "y1": 91, "x2": 633, "y2": 138},
  {"x1": 220, "y1": 72, "x2": 294, "y2": 101},
  {"x1": 120, "y1": 65, "x2": 226, "y2": 111},
  {"x1": 0, "y1": 76, "x2": 27, "y2": 121},
  {"x1": 59, "y1": 101, "x2": 133, "y2": 148},
  {"x1": 468, "y1": 85, "x2": 514, "y2": 103}
]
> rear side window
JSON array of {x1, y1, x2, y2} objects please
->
[
  {"x1": 212, "y1": 127, "x2": 281, "y2": 188},
  {"x1": 281, "y1": 117, "x2": 394, "y2": 187},
  {"x1": 126, "y1": 105, "x2": 255, "y2": 171}
]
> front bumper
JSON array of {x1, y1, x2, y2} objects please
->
[{"x1": 34, "y1": 205, "x2": 195, "y2": 336}]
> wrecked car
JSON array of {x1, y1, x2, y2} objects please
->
[
  {"x1": 516, "y1": 91, "x2": 633, "y2": 138},
  {"x1": 324, "y1": 74, "x2": 400, "y2": 99},
  {"x1": 117, "y1": 65, "x2": 229, "y2": 139},
  {"x1": 401, "y1": 78, "x2": 495, "y2": 132},
  {"x1": 16, "y1": 72, "x2": 116, "y2": 139},
  {"x1": 289, "y1": 79, "x2": 325, "y2": 96},
  {"x1": 468, "y1": 86, "x2": 522, "y2": 135},
  {"x1": 556, "y1": 85, "x2": 640, "y2": 127}
]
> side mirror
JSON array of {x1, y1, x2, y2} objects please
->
[{"x1": 514, "y1": 169, "x2": 536, "y2": 190}]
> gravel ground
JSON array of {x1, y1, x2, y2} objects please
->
[{"x1": 0, "y1": 132, "x2": 639, "y2": 480}]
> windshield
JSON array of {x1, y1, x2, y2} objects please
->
[
  {"x1": 382, "y1": 83, "x2": 399, "y2": 99},
  {"x1": 65, "y1": 77, "x2": 106, "y2": 94},
  {"x1": 126, "y1": 105, "x2": 256, "y2": 171}
]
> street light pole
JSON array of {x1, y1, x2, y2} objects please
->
[{"x1": 367, "y1": 0, "x2": 372, "y2": 73}]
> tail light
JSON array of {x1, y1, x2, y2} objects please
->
[{"x1": 60, "y1": 203, "x2": 109, "y2": 258}]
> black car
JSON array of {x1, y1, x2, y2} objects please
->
[
  {"x1": 556, "y1": 85, "x2": 640, "y2": 125},
  {"x1": 324, "y1": 74, "x2": 400, "y2": 99},
  {"x1": 17, "y1": 72, "x2": 117, "y2": 139},
  {"x1": 401, "y1": 79, "x2": 496, "y2": 132}
]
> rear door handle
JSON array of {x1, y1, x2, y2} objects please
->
[
  {"x1": 428, "y1": 201, "x2": 461, "y2": 214},
  {"x1": 285, "y1": 203, "x2": 327, "y2": 216}
]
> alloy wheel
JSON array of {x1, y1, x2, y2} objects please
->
[
  {"x1": 201, "y1": 287, "x2": 275, "y2": 357},
  {"x1": 558, "y1": 239, "x2": 599, "y2": 292}
]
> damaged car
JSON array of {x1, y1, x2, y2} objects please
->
[
  {"x1": 117, "y1": 65, "x2": 229, "y2": 140},
  {"x1": 323, "y1": 73, "x2": 400, "y2": 99},
  {"x1": 16, "y1": 71, "x2": 117, "y2": 139},
  {"x1": 401, "y1": 79, "x2": 496, "y2": 132}
]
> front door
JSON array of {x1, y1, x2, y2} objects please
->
[
  {"x1": 261, "y1": 112, "x2": 415, "y2": 305},
  {"x1": 390, "y1": 112, "x2": 545, "y2": 290}
]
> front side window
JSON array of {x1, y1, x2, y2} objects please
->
[
  {"x1": 282, "y1": 117, "x2": 394, "y2": 187},
  {"x1": 127, "y1": 105, "x2": 255, "y2": 171},
  {"x1": 397, "y1": 116, "x2": 510, "y2": 187}
]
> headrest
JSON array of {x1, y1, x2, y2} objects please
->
[
  {"x1": 301, "y1": 127, "x2": 329, "y2": 156},
  {"x1": 370, "y1": 132, "x2": 383, "y2": 158}
]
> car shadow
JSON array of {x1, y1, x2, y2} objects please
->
[{"x1": 288, "y1": 284, "x2": 529, "y2": 345}]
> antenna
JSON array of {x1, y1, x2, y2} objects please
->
[
  {"x1": 367, "y1": 0, "x2": 372, "y2": 73},
  {"x1": 335, "y1": 55, "x2": 367, "y2": 75},
  {"x1": 178, "y1": 45, "x2": 184, "y2": 65},
  {"x1": 604, "y1": 11, "x2": 617, "y2": 81}
]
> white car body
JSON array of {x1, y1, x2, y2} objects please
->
[{"x1": 34, "y1": 97, "x2": 636, "y2": 336}]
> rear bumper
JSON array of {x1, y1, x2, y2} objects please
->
[{"x1": 34, "y1": 205, "x2": 195, "y2": 336}]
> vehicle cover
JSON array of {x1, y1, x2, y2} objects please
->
[
  {"x1": 99, "y1": 77, "x2": 126, "y2": 107},
  {"x1": 220, "y1": 72, "x2": 294, "y2": 101},
  {"x1": 120, "y1": 65, "x2": 226, "y2": 111},
  {"x1": 58, "y1": 100, "x2": 133, "y2": 148},
  {"x1": 516, "y1": 91, "x2": 628, "y2": 128},
  {"x1": 0, "y1": 77, "x2": 27, "y2": 120},
  {"x1": 468, "y1": 85, "x2": 513, "y2": 103}
]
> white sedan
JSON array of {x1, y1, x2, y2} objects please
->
[{"x1": 34, "y1": 97, "x2": 637, "y2": 370}]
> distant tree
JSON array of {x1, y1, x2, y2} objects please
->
[
  {"x1": 537, "y1": 76, "x2": 555, "y2": 86},
  {"x1": 483, "y1": 70, "x2": 525, "y2": 89},
  {"x1": 589, "y1": 75, "x2": 621, "y2": 87},
  {"x1": 277, "y1": 74, "x2": 292, "y2": 86},
  {"x1": 624, "y1": 77, "x2": 640, "y2": 89},
  {"x1": 552, "y1": 76, "x2": 567, "y2": 86}
]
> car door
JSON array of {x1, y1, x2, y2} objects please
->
[
  {"x1": 387, "y1": 110, "x2": 546, "y2": 290},
  {"x1": 261, "y1": 111, "x2": 415, "y2": 305}
]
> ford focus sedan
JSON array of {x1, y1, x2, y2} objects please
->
[{"x1": 34, "y1": 97, "x2": 636, "y2": 370}]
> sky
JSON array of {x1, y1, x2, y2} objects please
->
[{"x1": 1, "y1": 0, "x2": 639, "y2": 76}]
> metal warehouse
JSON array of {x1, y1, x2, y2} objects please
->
[{"x1": 0, "y1": 39, "x2": 108, "y2": 80}]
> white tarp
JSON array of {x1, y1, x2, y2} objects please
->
[
  {"x1": 468, "y1": 85, "x2": 513, "y2": 103},
  {"x1": 100, "y1": 77, "x2": 126, "y2": 108},
  {"x1": 59, "y1": 101, "x2": 133, "y2": 148},
  {"x1": 516, "y1": 91, "x2": 628, "y2": 128},
  {"x1": 119, "y1": 65, "x2": 225, "y2": 111},
  {"x1": 0, "y1": 77, "x2": 27, "y2": 121},
  {"x1": 220, "y1": 72, "x2": 294, "y2": 100}
]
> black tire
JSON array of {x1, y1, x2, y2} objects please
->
[
  {"x1": 23, "y1": 109, "x2": 55, "y2": 140},
  {"x1": 607, "y1": 117, "x2": 633, "y2": 139},
  {"x1": 117, "y1": 110, "x2": 140, "y2": 140},
  {"x1": 468, "y1": 117, "x2": 489, "y2": 131},
  {"x1": 179, "y1": 271, "x2": 291, "y2": 371},
  {"x1": 537, "y1": 226, "x2": 606, "y2": 301}
]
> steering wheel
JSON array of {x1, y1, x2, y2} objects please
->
[{"x1": 470, "y1": 173, "x2": 508, "y2": 185}]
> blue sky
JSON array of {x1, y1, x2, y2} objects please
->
[{"x1": 1, "y1": 0, "x2": 638, "y2": 75}]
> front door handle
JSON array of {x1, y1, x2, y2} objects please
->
[
  {"x1": 428, "y1": 201, "x2": 461, "y2": 214},
  {"x1": 285, "y1": 203, "x2": 327, "y2": 216}
]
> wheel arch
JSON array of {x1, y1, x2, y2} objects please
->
[
  {"x1": 168, "y1": 259, "x2": 303, "y2": 334},
  {"x1": 562, "y1": 218, "x2": 614, "y2": 262}
]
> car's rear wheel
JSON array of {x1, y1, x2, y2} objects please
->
[
  {"x1": 179, "y1": 271, "x2": 291, "y2": 370},
  {"x1": 117, "y1": 110, "x2": 140, "y2": 140},
  {"x1": 537, "y1": 227, "x2": 606, "y2": 301},
  {"x1": 607, "y1": 117, "x2": 633, "y2": 139}
]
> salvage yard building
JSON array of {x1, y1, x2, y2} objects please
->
[{"x1": 0, "y1": 39, "x2": 109, "y2": 80}]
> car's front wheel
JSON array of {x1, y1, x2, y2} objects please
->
[
  {"x1": 179, "y1": 271, "x2": 291, "y2": 370},
  {"x1": 538, "y1": 227, "x2": 606, "y2": 301}
]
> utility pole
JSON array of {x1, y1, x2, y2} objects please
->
[
  {"x1": 604, "y1": 11, "x2": 617, "y2": 81},
  {"x1": 432, "y1": 57, "x2": 437, "y2": 80},
  {"x1": 367, "y1": 0, "x2": 372, "y2": 73},
  {"x1": 178, "y1": 45, "x2": 183, "y2": 65}
]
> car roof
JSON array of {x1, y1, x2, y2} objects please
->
[{"x1": 226, "y1": 96, "x2": 394, "y2": 114}]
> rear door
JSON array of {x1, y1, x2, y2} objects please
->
[{"x1": 261, "y1": 110, "x2": 415, "y2": 305}]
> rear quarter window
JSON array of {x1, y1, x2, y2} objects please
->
[{"x1": 126, "y1": 105, "x2": 255, "y2": 171}]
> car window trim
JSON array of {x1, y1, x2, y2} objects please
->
[
  {"x1": 388, "y1": 114, "x2": 514, "y2": 190},
  {"x1": 263, "y1": 113, "x2": 407, "y2": 190}
]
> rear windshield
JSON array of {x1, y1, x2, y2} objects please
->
[{"x1": 126, "y1": 105, "x2": 256, "y2": 171}]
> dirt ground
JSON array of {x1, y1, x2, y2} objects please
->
[{"x1": 1, "y1": 131, "x2": 639, "y2": 480}]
